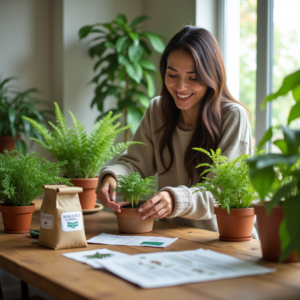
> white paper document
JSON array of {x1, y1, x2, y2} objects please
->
[
  {"x1": 100, "y1": 248, "x2": 276, "y2": 288},
  {"x1": 87, "y1": 233, "x2": 178, "y2": 248},
  {"x1": 62, "y1": 248, "x2": 129, "y2": 269}
]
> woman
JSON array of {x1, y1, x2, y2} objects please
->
[{"x1": 96, "y1": 26, "x2": 256, "y2": 236}]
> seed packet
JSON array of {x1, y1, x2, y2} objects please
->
[{"x1": 38, "y1": 185, "x2": 87, "y2": 250}]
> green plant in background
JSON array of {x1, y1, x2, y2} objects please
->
[
  {"x1": 78, "y1": 14, "x2": 165, "y2": 141},
  {"x1": 0, "y1": 150, "x2": 71, "y2": 206},
  {"x1": 192, "y1": 148, "x2": 257, "y2": 213},
  {"x1": 0, "y1": 77, "x2": 54, "y2": 153},
  {"x1": 114, "y1": 172, "x2": 156, "y2": 208},
  {"x1": 23, "y1": 102, "x2": 146, "y2": 179},
  {"x1": 247, "y1": 70, "x2": 300, "y2": 261}
]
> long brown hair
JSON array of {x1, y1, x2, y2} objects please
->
[{"x1": 157, "y1": 26, "x2": 248, "y2": 186}]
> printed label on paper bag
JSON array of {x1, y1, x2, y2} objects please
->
[
  {"x1": 61, "y1": 211, "x2": 83, "y2": 232},
  {"x1": 41, "y1": 213, "x2": 54, "y2": 229}
]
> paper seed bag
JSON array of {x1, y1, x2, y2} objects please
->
[{"x1": 39, "y1": 185, "x2": 88, "y2": 250}]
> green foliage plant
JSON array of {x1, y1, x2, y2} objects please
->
[
  {"x1": 23, "y1": 102, "x2": 145, "y2": 179},
  {"x1": 192, "y1": 148, "x2": 257, "y2": 213},
  {"x1": 0, "y1": 76, "x2": 54, "y2": 153},
  {"x1": 114, "y1": 172, "x2": 156, "y2": 208},
  {"x1": 247, "y1": 70, "x2": 300, "y2": 261},
  {"x1": 0, "y1": 150, "x2": 71, "y2": 206},
  {"x1": 78, "y1": 14, "x2": 165, "y2": 139}
]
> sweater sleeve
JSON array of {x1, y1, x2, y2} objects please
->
[
  {"x1": 162, "y1": 105, "x2": 253, "y2": 220},
  {"x1": 96, "y1": 99, "x2": 157, "y2": 193}
]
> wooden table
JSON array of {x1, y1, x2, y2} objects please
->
[{"x1": 0, "y1": 200, "x2": 300, "y2": 300}]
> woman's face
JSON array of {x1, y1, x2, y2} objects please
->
[{"x1": 165, "y1": 49, "x2": 208, "y2": 115}]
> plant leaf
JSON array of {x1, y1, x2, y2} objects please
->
[
  {"x1": 257, "y1": 126, "x2": 273, "y2": 150},
  {"x1": 139, "y1": 59, "x2": 156, "y2": 71},
  {"x1": 288, "y1": 102, "x2": 300, "y2": 124},
  {"x1": 116, "y1": 36, "x2": 129, "y2": 53},
  {"x1": 130, "y1": 15, "x2": 150, "y2": 28},
  {"x1": 261, "y1": 70, "x2": 300, "y2": 109},
  {"x1": 141, "y1": 32, "x2": 165, "y2": 53},
  {"x1": 127, "y1": 106, "x2": 143, "y2": 135},
  {"x1": 128, "y1": 44, "x2": 143, "y2": 62},
  {"x1": 78, "y1": 25, "x2": 94, "y2": 39},
  {"x1": 143, "y1": 70, "x2": 155, "y2": 98},
  {"x1": 116, "y1": 14, "x2": 127, "y2": 25}
]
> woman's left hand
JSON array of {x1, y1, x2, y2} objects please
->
[{"x1": 138, "y1": 191, "x2": 175, "y2": 219}]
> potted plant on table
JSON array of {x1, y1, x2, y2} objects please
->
[
  {"x1": 0, "y1": 76, "x2": 54, "y2": 153},
  {"x1": 114, "y1": 172, "x2": 156, "y2": 233},
  {"x1": 0, "y1": 150, "x2": 70, "y2": 233},
  {"x1": 247, "y1": 70, "x2": 300, "y2": 262},
  {"x1": 23, "y1": 103, "x2": 145, "y2": 210},
  {"x1": 79, "y1": 14, "x2": 165, "y2": 141},
  {"x1": 192, "y1": 148, "x2": 258, "y2": 242}
]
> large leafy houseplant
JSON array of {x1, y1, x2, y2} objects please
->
[
  {"x1": 192, "y1": 148, "x2": 257, "y2": 212},
  {"x1": 0, "y1": 77, "x2": 53, "y2": 153},
  {"x1": 114, "y1": 172, "x2": 156, "y2": 234},
  {"x1": 23, "y1": 102, "x2": 145, "y2": 179},
  {"x1": 0, "y1": 150, "x2": 70, "y2": 233},
  {"x1": 23, "y1": 102, "x2": 145, "y2": 209},
  {"x1": 78, "y1": 14, "x2": 165, "y2": 141},
  {"x1": 192, "y1": 148, "x2": 257, "y2": 242},
  {"x1": 0, "y1": 150, "x2": 70, "y2": 206},
  {"x1": 247, "y1": 70, "x2": 300, "y2": 261}
]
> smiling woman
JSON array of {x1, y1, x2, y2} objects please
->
[{"x1": 96, "y1": 26, "x2": 257, "y2": 238}]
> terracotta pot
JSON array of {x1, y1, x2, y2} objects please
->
[
  {"x1": 115, "y1": 201, "x2": 154, "y2": 234},
  {"x1": 214, "y1": 205, "x2": 255, "y2": 242},
  {"x1": 0, "y1": 135, "x2": 17, "y2": 153},
  {"x1": 253, "y1": 201, "x2": 299, "y2": 262},
  {"x1": 0, "y1": 203, "x2": 35, "y2": 233},
  {"x1": 70, "y1": 178, "x2": 98, "y2": 209}
]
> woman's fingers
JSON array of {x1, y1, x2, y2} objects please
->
[
  {"x1": 97, "y1": 176, "x2": 121, "y2": 212},
  {"x1": 139, "y1": 191, "x2": 174, "y2": 219}
]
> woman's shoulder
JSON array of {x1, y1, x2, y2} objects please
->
[
  {"x1": 148, "y1": 96, "x2": 162, "y2": 111},
  {"x1": 221, "y1": 101, "x2": 248, "y2": 121}
]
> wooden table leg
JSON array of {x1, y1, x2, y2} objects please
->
[
  {"x1": 21, "y1": 280, "x2": 29, "y2": 300},
  {"x1": 0, "y1": 280, "x2": 4, "y2": 300}
]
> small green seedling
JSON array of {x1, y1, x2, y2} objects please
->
[{"x1": 114, "y1": 172, "x2": 156, "y2": 208}]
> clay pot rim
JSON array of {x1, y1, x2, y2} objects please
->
[
  {"x1": 70, "y1": 177, "x2": 99, "y2": 181},
  {"x1": 214, "y1": 204, "x2": 255, "y2": 216},
  {"x1": 0, "y1": 203, "x2": 35, "y2": 213}
]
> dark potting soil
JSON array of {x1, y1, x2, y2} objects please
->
[{"x1": 121, "y1": 202, "x2": 144, "y2": 209}]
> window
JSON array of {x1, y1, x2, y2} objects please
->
[{"x1": 222, "y1": 0, "x2": 300, "y2": 149}]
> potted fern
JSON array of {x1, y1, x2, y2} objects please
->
[
  {"x1": 247, "y1": 70, "x2": 300, "y2": 262},
  {"x1": 23, "y1": 103, "x2": 145, "y2": 210},
  {"x1": 192, "y1": 148, "x2": 257, "y2": 242},
  {"x1": 0, "y1": 150, "x2": 70, "y2": 233},
  {"x1": 114, "y1": 172, "x2": 156, "y2": 233},
  {"x1": 79, "y1": 14, "x2": 165, "y2": 141},
  {"x1": 0, "y1": 76, "x2": 53, "y2": 153}
]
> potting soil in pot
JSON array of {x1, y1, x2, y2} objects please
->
[{"x1": 38, "y1": 185, "x2": 88, "y2": 250}]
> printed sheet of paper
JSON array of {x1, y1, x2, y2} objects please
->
[
  {"x1": 87, "y1": 233, "x2": 178, "y2": 248},
  {"x1": 100, "y1": 248, "x2": 275, "y2": 288},
  {"x1": 62, "y1": 248, "x2": 129, "y2": 269}
]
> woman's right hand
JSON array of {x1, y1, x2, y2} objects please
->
[{"x1": 97, "y1": 175, "x2": 121, "y2": 213}]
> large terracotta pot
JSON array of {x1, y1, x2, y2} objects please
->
[
  {"x1": 70, "y1": 178, "x2": 98, "y2": 209},
  {"x1": 253, "y1": 201, "x2": 298, "y2": 262},
  {"x1": 115, "y1": 201, "x2": 154, "y2": 234},
  {"x1": 0, "y1": 203, "x2": 35, "y2": 233},
  {"x1": 0, "y1": 135, "x2": 17, "y2": 153},
  {"x1": 214, "y1": 205, "x2": 255, "y2": 242}
]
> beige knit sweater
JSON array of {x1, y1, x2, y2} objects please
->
[{"x1": 97, "y1": 96, "x2": 258, "y2": 238}]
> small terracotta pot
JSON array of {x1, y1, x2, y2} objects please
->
[
  {"x1": 254, "y1": 201, "x2": 298, "y2": 262},
  {"x1": 214, "y1": 205, "x2": 255, "y2": 242},
  {"x1": 0, "y1": 203, "x2": 35, "y2": 233},
  {"x1": 115, "y1": 201, "x2": 154, "y2": 234},
  {"x1": 70, "y1": 178, "x2": 98, "y2": 209},
  {"x1": 0, "y1": 135, "x2": 18, "y2": 153}
]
